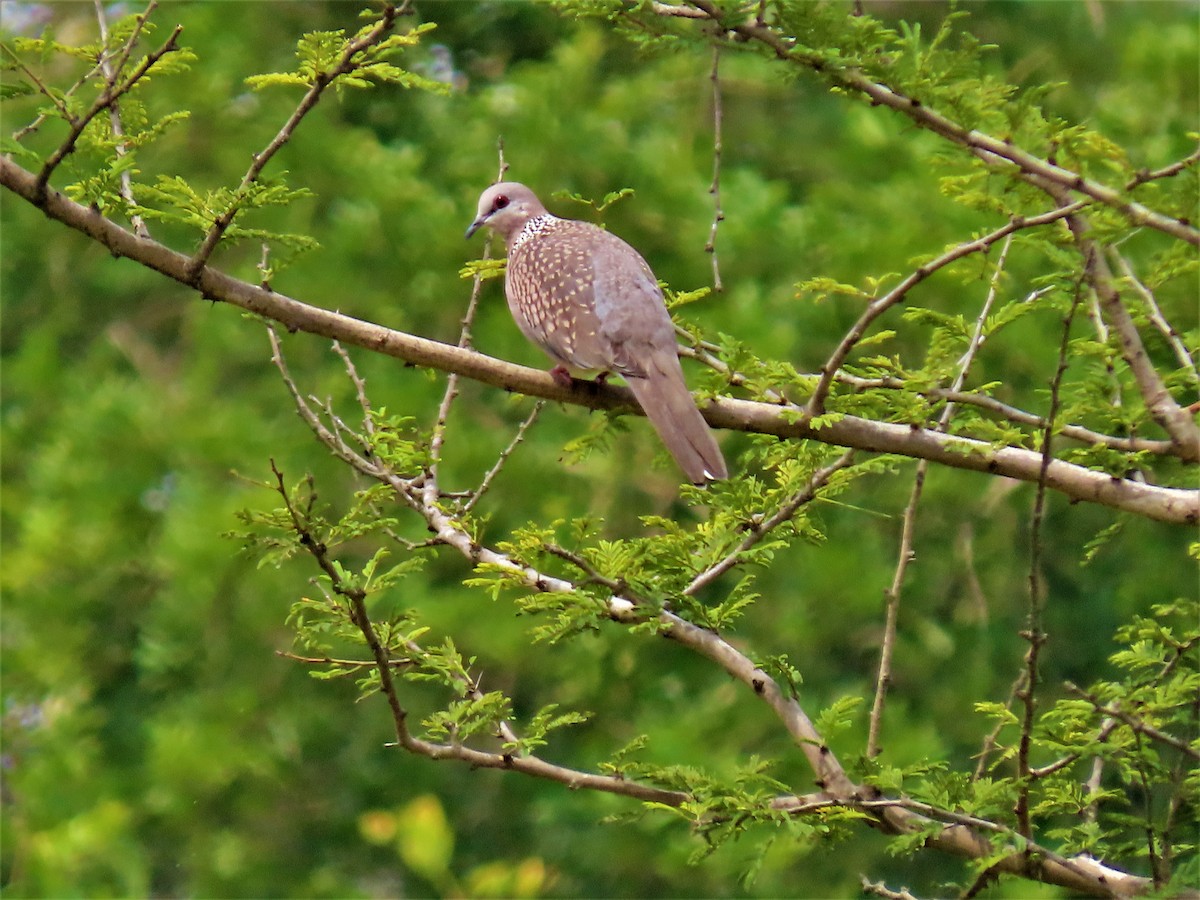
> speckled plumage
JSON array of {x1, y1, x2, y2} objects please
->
[{"x1": 467, "y1": 182, "x2": 727, "y2": 484}]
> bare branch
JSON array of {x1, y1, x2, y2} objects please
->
[
  {"x1": 430, "y1": 197, "x2": 495, "y2": 477},
  {"x1": 705, "y1": 45, "x2": 724, "y2": 291},
  {"x1": 1125, "y1": 145, "x2": 1200, "y2": 190},
  {"x1": 861, "y1": 877, "x2": 921, "y2": 900},
  {"x1": 277, "y1": 650, "x2": 413, "y2": 670},
  {"x1": 650, "y1": 1, "x2": 711, "y2": 18},
  {"x1": 461, "y1": 400, "x2": 546, "y2": 515},
  {"x1": 869, "y1": 235, "x2": 1012, "y2": 758},
  {"x1": 1016, "y1": 275, "x2": 1084, "y2": 838}
]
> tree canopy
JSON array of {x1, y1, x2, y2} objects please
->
[{"x1": 2, "y1": 2, "x2": 1197, "y2": 897}]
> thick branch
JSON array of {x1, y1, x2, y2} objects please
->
[
  {"x1": 3, "y1": 158, "x2": 1195, "y2": 525},
  {"x1": 1060, "y1": 208, "x2": 1200, "y2": 460}
]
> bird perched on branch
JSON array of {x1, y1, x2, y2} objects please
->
[{"x1": 466, "y1": 181, "x2": 727, "y2": 484}]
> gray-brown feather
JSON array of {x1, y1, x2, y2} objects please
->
[
  {"x1": 494, "y1": 189, "x2": 727, "y2": 483},
  {"x1": 625, "y1": 349, "x2": 728, "y2": 484}
]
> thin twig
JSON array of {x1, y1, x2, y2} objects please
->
[
  {"x1": 36, "y1": 21, "x2": 182, "y2": 196},
  {"x1": 683, "y1": 450, "x2": 857, "y2": 597},
  {"x1": 461, "y1": 400, "x2": 545, "y2": 515},
  {"x1": 1064, "y1": 684, "x2": 1200, "y2": 760},
  {"x1": 186, "y1": 3, "x2": 405, "y2": 280},
  {"x1": 93, "y1": 0, "x2": 154, "y2": 238},
  {"x1": 1132, "y1": 731, "x2": 1165, "y2": 887},
  {"x1": 3, "y1": 43, "x2": 78, "y2": 128},
  {"x1": 960, "y1": 863, "x2": 1002, "y2": 899},
  {"x1": 432, "y1": 146, "x2": 509, "y2": 479},
  {"x1": 330, "y1": 341, "x2": 377, "y2": 440},
  {"x1": 1108, "y1": 248, "x2": 1199, "y2": 391},
  {"x1": 1015, "y1": 274, "x2": 1084, "y2": 839},
  {"x1": 1124, "y1": 144, "x2": 1200, "y2": 190},
  {"x1": 869, "y1": 236, "x2": 1013, "y2": 757},
  {"x1": 276, "y1": 650, "x2": 412, "y2": 669},
  {"x1": 973, "y1": 672, "x2": 1023, "y2": 781},
  {"x1": 705, "y1": 45, "x2": 724, "y2": 291},
  {"x1": 807, "y1": 204, "x2": 1084, "y2": 418},
  {"x1": 1028, "y1": 716, "x2": 1120, "y2": 780}
]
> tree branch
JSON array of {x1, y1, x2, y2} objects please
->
[
  {"x1": 186, "y1": 3, "x2": 405, "y2": 279},
  {"x1": 869, "y1": 234, "x2": 1014, "y2": 758},
  {"x1": 93, "y1": 0, "x2": 155, "y2": 238},
  {"x1": 1064, "y1": 685, "x2": 1200, "y2": 761},
  {"x1": 270, "y1": 328, "x2": 1158, "y2": 898},
  {"x1": 2, "y1": 157, "x2": 1196, "y2": 525},
  {"x1": 705, "y1": 44, "x2": 724, "y2": 291},
  {"x1": 36, "y1": 20, "x2": 182, "y2": 197},
  {"x1": 1052, "y1": 194, "x2": 1200, "y2": 460},
  {"x1": 680, "y1": 0, "x2": 1200, "y2": 247},
  {"x1": 806, "y1": 204, "x2": 1085, "y2": 419}
]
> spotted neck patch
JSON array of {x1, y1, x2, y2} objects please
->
[{"x1": 511, "y1": 214, "x2": 558, "y2": 252}]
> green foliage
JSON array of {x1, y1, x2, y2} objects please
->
[
  {"x1": 134, "y1": 173, "x2": 319, "y2": 250},
  {"x1": 244, "y1": 22, "x2": 446, "y2": 94},
  {"x1": 3, "y1": 1, "x2": 1196, "y2": 898}
]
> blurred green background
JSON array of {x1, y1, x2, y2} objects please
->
[{"x1": 2, "y1": 1, "x2": 1195, "y2": 896}]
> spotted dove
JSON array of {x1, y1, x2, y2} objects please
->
[{"x1": 466, "y1": 182, "x2": 727, "y2": 483}]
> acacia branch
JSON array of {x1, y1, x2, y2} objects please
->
[
  {"x1": 1048, "y1": 192, "x2": 1200, "y2": 460},
  {"x1": 93, "y1": 0, "x2": 155, "y2": 238},
  {"x1": 683, "y1": 339, "x2": 1179, "y2": 456},
  {"x1": 2, "y1": 158, "x2": 1196, "y2": 525},
  {"x1": 806, "y1": 204, "x2": 1086, "y2": 418},
  {"x1": 834, "y1": 376, "x2": 1177, "y2": 456},
  {"x1": 186, "y1": 3, "x2": 405, "y2": 278},
  {"x1": 1107, "y1": 249, "x2": 1199, "y2": 391},
  {"x1": 680, "y1": 0, "x2": 1200, "y2": 247},
  {"x1": 1016, "y1": 276, "x2": 1084, "y2": 838},
  {"x1": 36, "y1": 21, "x2": 182, "y2": 197},
  {"x1": 268, "y1": 332, "x2": 688, "y2": 805},
  {"x1": 869, "y1": 235, "x2": 1014, "y2": 758},
  {"x1": 683, "y1": 450, "x2": 857, "y2": 597},
  {"x1": 1065, "y1": 685, "x2": 1200, "y2": 761},
  {"x1": 272, "y1": 332, "x2": 1155, "y2": 898},
  {"x1": 705, "y1": 44, "x2": 724, "y2": 290}
]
